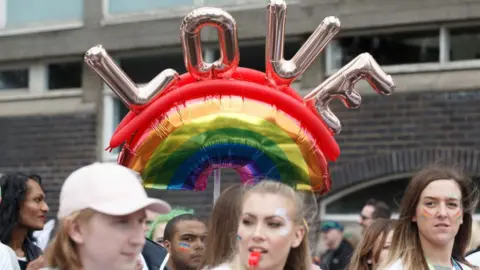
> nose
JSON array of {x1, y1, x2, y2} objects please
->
[
  {"x1": 130, "y1": 224, "x2": 146, "y2": 247},
  {"x1": 252, "y1": 223, "x2": 266, "y2": 242},
  {"x1": 41, "y1": 201, "x2": 49, "y2": 212},
  {"x1": 193, "y1": 238, "x2": 205, "y2": 251},
  {"x1": 438, "y1": 203, "x2": 448, "y2": 218}
]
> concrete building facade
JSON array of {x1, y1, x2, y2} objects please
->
[{"x1": 1, "y1": 0, "x2": 480, "y2": 243}]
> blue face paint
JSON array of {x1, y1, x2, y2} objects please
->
[
  {"x1": 236, "y1": 235, "x2": 242, "y2": 240},
  {"x1": 179, "y1": 242, "x2": 190, "y2": 250}
]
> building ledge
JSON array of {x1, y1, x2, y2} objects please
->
[{"x1": 0, "y1": 21, "x2": 83, "y2": 38}]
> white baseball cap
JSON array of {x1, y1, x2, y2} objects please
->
[{"x1": 58, "y1": 163, "x2": 171, "y2": 219}]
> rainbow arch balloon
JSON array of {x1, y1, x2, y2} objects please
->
[{"x1": 84, "y1": 1, "x2": 395, "y2": 194}]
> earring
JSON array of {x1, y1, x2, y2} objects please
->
[{"x1": 367, "y1": 259, "x2": 372, "y2": 264}]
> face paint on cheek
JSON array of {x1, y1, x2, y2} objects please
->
[
  {"x1": 237, "y1": 235, "x2": 242, "y2": 241},
  {"x1": 178, "y1": 242, "x2": 190, "y2": 251},
  {"x1": 452, "y1": 210, "x2": 462, "y2": 224},
  {"x1": 421, "y1": 207, "x2": 435, "y2": 219},
  {"x1": 275, "y1": 208, "x2": 291, "y2": 236}
]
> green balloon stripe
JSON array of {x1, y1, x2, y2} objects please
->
[{"x1": 143, "y1": 128, "x2": 310, "y2": 189}]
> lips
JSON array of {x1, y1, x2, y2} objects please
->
[
  {"x1": 434, "y1": 223, "x2": 450, "y2": 228},
  {"x1": 249, "y1": 247, "x2": 268, "y2": 253},
  {"x1": 121, "y1": 252, "x2": 138, "y2": 259}
]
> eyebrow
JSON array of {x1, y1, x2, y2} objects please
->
[
  {"x1": 423, "y1": 196, "x2": 460, "y2": 200},
  {"x1": 243, "y1": 213, "x2": 285, "y2": 220},
  {"x1": 180, "y1": 232, "x2": 206, "y2": 237}
]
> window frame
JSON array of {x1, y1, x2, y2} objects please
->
[
  {"x1": 325, "y1": 22, "x2": 480, "y2": 76},
  {"x1": 0, "y1": 58, "x2": 83, "y2": 103}
]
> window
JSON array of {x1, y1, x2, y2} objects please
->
[
  {"x1": 215, "y1": 40, "x2": 303, "y2": 72},
  {"x1": 325, "y1": 178, "x2": 409, "y2": 214},
  {"x1": 48, "y1": 62, "x2": 83, "y2": 90},
  {"x1": 449, "y1": 27, "x2": 480, "y2": 61},
  {"x1": 327, "y1": 25, "x2": 480, "y2": 73},
  {"x1": 1, "y1": 0, "x2": 83, "y2": 29},
  {"x1": 0, "y1": 69, "x2": 28, "y2": 90},
  {"x1": 203, "y1": 0, "x2": 259, "y2": 6},
  {"x1": 107, "y1": 0, "x2": 195, "y2": 15},
  {"x1": 120, "y1": 53, "x2": 187, "y2": 83},
  {"x1": 328, "y1": 30, "x2": 440, "y2": 70}
]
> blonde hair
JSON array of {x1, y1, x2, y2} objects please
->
[
  {"x1": 231, "y1": 180, "x2": 312, "y2": 270},
  {"x1": 44, "y1": 209, "x2": 95, "y2": 270}
]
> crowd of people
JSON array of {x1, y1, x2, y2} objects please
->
[{"x1": 0, "y1": 162, "x2": 479, "y2": 270}]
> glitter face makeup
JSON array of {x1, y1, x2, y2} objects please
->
[{"x1": 275, "y1": 208, "x2": 291, "y2": 236}]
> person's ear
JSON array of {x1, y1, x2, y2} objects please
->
[
  {"x1": 164, "y1": 240, "x2": 173, "y2": 253},
  {"x1": 291, "y1": 225, "x2": 305, "y2": 248},
  {"x1": 412, "y1": 215, "x2": 417, "y2": 222},
  {"x1": 67, "y1": 218, "x2": 85, "y2": 244}
]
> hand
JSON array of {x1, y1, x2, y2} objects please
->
[{"x1": 26, "y1": 256, "x2": 45, "y2": 270}]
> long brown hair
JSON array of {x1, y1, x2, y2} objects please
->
[
  {"x1": 200, "y1": 184, "x2": 244, "y2": 268},
  {"x1": 380, "y1": 165, "x2": 479, "y2": 269},
  {"x1": 348, "y1": 218, "x2": 394, "y2": 270},
  {"x1": 231, "y1": 180, "x2": 312, "y2": 270},
  {"x1": 44, "y1": 209, "x2": 95, "y2": 270}
]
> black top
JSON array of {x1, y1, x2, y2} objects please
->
[
  {"x1": 18, "y1": 260, "x2": 27, "y2": 270},
  {"x1": 319, "y1": 239, "x2": 354, "y2": 270},
  {"x1": 142, "y1": 238, "x2": 170, "y2": 270}
]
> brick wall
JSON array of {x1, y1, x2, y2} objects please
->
[
  {"x1": 0, "y1": 113, "x2": 97, "y2": 219},
  {"x1": 329, "y1": 89, "x2": 480, "y2": 192}
]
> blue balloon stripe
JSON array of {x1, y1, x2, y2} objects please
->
[{"x1": 169, "y1": 143, "x2": 281, "y2": 189}]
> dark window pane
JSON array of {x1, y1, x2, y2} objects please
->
[
  {"x1": 0, "y1": 69, "x2": 28, "y2": 90},
  {"x1": 120, "y1": 53, "x2": 186, "y2": 84},
  {"x1": 213, "y1": 41, "x2": 303, "y2": 72},
  {"x1": 330, "y1": 30, "x2": 440, "y2": 69},
  {"x1": 326, "y1": 178, "x2": 409, "y2": 214},
  {"x1": 450, "y1": 27, "x2": 480, "y2": 61},
  {"x1": 48, "y1": 62, "x2": 83, "y2": 90}
]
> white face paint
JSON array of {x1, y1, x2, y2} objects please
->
[{"x1": 276, "y1": 208, "x2": 291, "y2": 236}]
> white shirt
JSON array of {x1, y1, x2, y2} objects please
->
[
  {"x1": 467, "y1": 252, "x2": 480, "y2": 268},
  {"x1": 384, "y1": 259, "x2": 473, "y2": 270},
  {"x1": 0, "y1": 242, "x2": 20, "y2": 270},
  {"x1": 33, "y1": 219, "x2": 56, "y2": 251}
]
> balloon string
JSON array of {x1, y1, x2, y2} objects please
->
[{"x1": 105, "y1": 146, "x2": 113, "y2": 152}]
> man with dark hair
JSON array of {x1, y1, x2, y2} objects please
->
[
  {"x1": 164, "y1": 214, "x2": 206, "y2": 270},
  {"x1": 358, "y1": 198, "x2": 392, "y2": 233},
  {"x1": 318, "y1": 221, "x2": 354, "y2": 270}
]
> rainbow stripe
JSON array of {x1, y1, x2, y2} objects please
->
[
  {"x1": 122, "y1": 96, "x2": 329, "y2": 192},
  {"x1": 422, "y1": 208, "x2": 434, "y2": 218}
]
